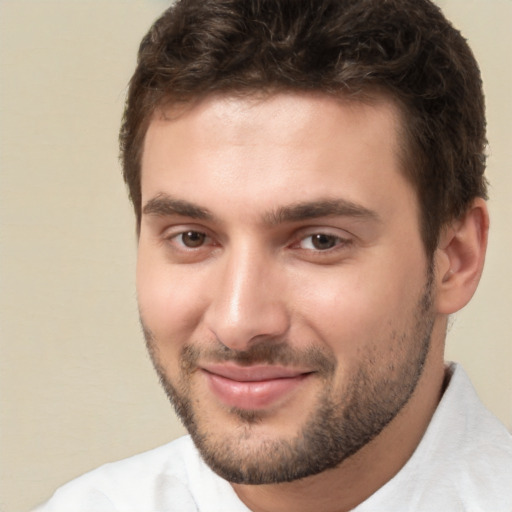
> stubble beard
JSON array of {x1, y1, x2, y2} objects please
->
[{"x1": 142, "y1": 270, "x2": 435, "y2": 485}]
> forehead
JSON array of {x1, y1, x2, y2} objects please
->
[
  {"x1": 140, "y1": 92, "x2": 414, "y2": 222},
  {"x1": 145, "y1": 91, "x2": 402, "y2": 153}
]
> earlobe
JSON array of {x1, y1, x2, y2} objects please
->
[{"x1": 434, "y1": 198, "x2": 489, "y2": 315}]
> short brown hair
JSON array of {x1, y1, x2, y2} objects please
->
[{"x1": 120, "y1": 0, "x2": 487, "y2": 256}]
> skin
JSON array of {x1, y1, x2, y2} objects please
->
[{"x1": 136, "y1": 92, "x2": 488, "y2": 512}]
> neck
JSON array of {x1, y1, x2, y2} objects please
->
[{"x1": 232, "y1": 323, "x2": 447, "y2": 512}]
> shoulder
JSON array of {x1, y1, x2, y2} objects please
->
[
  {"x1": 357, "y1": 363, "x2": 512, "y2": 511},
  {"x1": 438, "y1": 364, "x2": 512, "y2": 506},
  {"x1": 33, "y1": 436, "x2": 203, "y2": 512}
]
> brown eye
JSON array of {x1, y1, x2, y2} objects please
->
[
  {"x1": 310, "y1": 234, "x2": 338, "y2": 250},
  {"x1": 181, "y1": 231, "x2": 206, "y2": 248}
]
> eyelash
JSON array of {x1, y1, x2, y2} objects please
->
[
  {"x1": 294, "y1": 233, "x2": 350, "y2": 252},
  {"x1": 164, "y1": 229, "x2": 351, "y2": 255},
  {"x1": 167, "y1": 230, "x2": 214, "y2": 250}
]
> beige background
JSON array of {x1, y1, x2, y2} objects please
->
[{"x1": 0, "y1": 1, "x2": 510, "y2": 511}]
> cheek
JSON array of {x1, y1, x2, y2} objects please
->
[
  {"x1": 292, "y1": 259, "x2": 425, "y2": 358},
  {"x1": 136, "y1": 248, "x2": 208, "y2": 346}
]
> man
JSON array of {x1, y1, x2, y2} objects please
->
[{"x1": 36, "y1": 0, "x2": 512, "y2": 510}]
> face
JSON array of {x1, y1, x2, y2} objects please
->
[{"x1": 137, "y1": 93, "x2": 435, "y2": 484}]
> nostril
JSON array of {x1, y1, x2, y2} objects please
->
[{"x1": 204, "y1": 299, "x2": 290, "y2": 353}]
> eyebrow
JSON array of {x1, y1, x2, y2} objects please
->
[
  {"x1": 142, "y1": 194, "x2": 379, "y2": 225},
  {"x1": 264, "y1": 199, "x2": 380, "y2": 225},
  {"x1": 142, "y1": 194, "x2": 214, "y2": 221}
]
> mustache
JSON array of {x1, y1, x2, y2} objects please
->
[
  {"x1": 183, "y1": 341, "x2": 336, "y2": 372},
  {"x1": 141, "y1": 322, "x2": 336, "y2": 375}
]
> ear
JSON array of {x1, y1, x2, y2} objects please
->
[{"x1": 434, "y1": 198, "x2": 489, "y2": 315}]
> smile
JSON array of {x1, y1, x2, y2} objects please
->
[{"x1": 201, "y1": 364, "x2": 313, "y2": 410}]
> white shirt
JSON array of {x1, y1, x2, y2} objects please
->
[{"x1": 35, "y1": 364, "x2": 512, "y2": 511}]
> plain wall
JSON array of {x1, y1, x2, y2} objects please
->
[{"x1": 0, "y1": 1, "x2": 510, "y2": 511}]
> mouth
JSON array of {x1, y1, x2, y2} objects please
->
[{"x1": 200, "y1": 363, "x2": 314, "y2": 410}]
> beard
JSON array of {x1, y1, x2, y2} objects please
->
[{"x1": 142, "y1": 269, "x2": 435, "y2": 485}]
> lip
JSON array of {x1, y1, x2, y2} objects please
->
[{"x1": 201, "y1": 363, "x2": 313, "y2": 410}]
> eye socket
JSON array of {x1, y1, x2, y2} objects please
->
[
  {"x1": 161, "y1": 227, "x2": 218, "y2": 263},
  {"x1": 178, "y1": 231, "x2": 207, "y2": 248}
]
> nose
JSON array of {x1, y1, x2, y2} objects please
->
[{"x1": 203, "y1": 245, "x2": 290, "y2": 352}]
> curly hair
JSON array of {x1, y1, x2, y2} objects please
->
[{"x1": 120, "y1": 0, "x2": 487, "y2": 256}]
